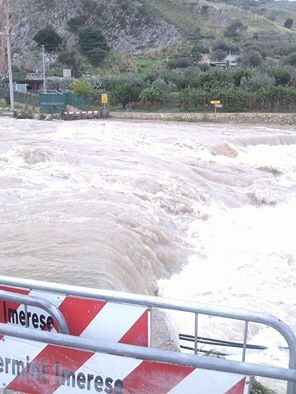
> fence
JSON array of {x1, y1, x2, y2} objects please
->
[
  {"x1": 0, "y1": 275, "x2": 296, "y2": 393},
  {"x1": 39, "y1": 90, "x2": 65, "y2": 114},
  {"x1": 0, "y1": 87, "x2": 39, "y2": 107},
  {"x1": 0, "y1": 88, "x2": 88, "y2": 114}
]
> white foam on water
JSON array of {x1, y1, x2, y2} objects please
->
[
  {"x1": 0, "y1": 118, "x2": 296, "y2": 392},
  {"x1": 158, "y1": 139, "x2": 296, "y2": 392}
]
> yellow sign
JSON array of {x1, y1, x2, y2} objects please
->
[
  {"x1": 101, "y1": 93, "x2": 108, "y2": 104},
  {"x1": 210, "y1": 100, "x2": 221, "y2": 105}
]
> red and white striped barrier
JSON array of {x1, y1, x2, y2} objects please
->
[
  {"x1": 0, "y1": 285, "x2": 149, "y2": 346},
  {"x1": 0, "y1": 335, "x2": 249, "y2": 393},
  {"x1": 0, "y1": 284, "x2": 249, "y2": 393}
]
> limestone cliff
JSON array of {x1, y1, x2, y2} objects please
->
[{"x1": 1, "y1": 0, "x2": 182, "y2": 73}]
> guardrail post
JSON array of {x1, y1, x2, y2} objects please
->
[
  {"x1": 242, "y1": 321, "x2": 248, "y2": 362},
  {"x1": 194, "y1": 313, "x2": 198, "y2": 355}
]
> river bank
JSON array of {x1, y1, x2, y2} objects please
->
[
  {"x1": 3, "y1": 105, "x2": 296, "y2": 126},
  {"x1": 110, "y1": 111, "x2": 296, "y2": 126}
]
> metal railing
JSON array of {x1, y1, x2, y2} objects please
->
[
  {"x1": 0, "y1": 275, "x2": 295, "y2": 393},
  {"x1": 0, "y1": 289, "x2": 69, "y2": 334},
  {"x1": 1, "y1": 323, "x2": 296, "y2": 387},
  {"x1": 179, "y1": 333, "x2": 289, "y2": 356}
]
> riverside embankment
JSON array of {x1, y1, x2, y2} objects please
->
[{"x1": 110, "y1": 111, "x2": 296, "y2": 126}]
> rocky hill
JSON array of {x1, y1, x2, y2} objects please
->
[
  {"x1": 1, "y1": 0, "x2": 296, "y2": 75},
  {"x1": 1, "y1": 0, "x2": 182, "y2": 73}
]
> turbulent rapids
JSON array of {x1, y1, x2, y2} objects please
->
[{"x1": 0, "y1": 117, "x2": 296, "y2": 351}]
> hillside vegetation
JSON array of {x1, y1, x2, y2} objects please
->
[
  {"x1": 2, "y1": 0, "x2": 296, "y2": 76},
  {"x1": 2, "y1": 0, "x2": 296, "y2": 115}
]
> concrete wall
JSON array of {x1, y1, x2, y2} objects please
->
[{"x1": 110, "y1": 111, "x2": 296, "y2": 126}]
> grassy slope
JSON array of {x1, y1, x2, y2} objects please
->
[
  {"x1": 145, "y1": 0, "x2": 296, "y2": 43},
  {"x1": 87, "y1": 0, "x2": 296, "y2": 75}
]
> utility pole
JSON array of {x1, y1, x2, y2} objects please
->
[
  {"x1": 3, "y1": 0, "x2": 14, "y2": 110},
  {"x1": 42, "y1": 44, "x2": 46, "y2": 91}
]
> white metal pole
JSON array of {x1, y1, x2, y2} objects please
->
[
  {"x1": 42, "y1": 44, "x2": 46, "y2": 91},
  {"x1": 4, "y1": 2, "x2": 14, "y2": 110}
]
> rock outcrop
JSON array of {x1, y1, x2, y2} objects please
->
[{"x1": 1, "y1": 0, "x2": 182, "y2": 73}]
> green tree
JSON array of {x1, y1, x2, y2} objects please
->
[
  {"x1": 198, "y1": 69, "x2": 233, "y2": 90},
  {"x1": 190, "y1": 45, "x2": 204, "y2": 62},
  {"x1": 140, "y1": 87, "x2": 167, "y2": 105},
  {"x1": 78, "y1": 27, "x2": 109, "y2": 52},
  {"x1": 177, "y1": 88, "x2": 209, "y2": 110},
  {"x1": 67, "y1": 16, "x2": 87, "y2": 33},
  {"x1": 78, "y1": 27, "x2": 109, "y2": 66},
  {"x1": 57, "y1": 51, "x2": 83, "y2": 77},
  {"x1": 114, "y1": 84, "x2": 142, "y2": 109},
  {"x1": 70, "y1": 76, "x2": 92, "y2": 97},
  {"x1": 284, "y1": 18, "x2": 293, "y2": 29},
  {"x1": 239, "y1": 50, "x2": 263, "y2": 67},
  {"x1": 210, "y1": 86, "x2": 249, "y2": 111},
  {"x1": 232, "y1": 68, "x2": 251, "y2": 87},
  {"x1": 240, "y1": 74, "x2": 275, "y2": 92},
  {"x1": 255, "y1": 85, "x2": 296, "y2": 111},
  {"x1": 167, "y1": 57, "x2": 192, "y2": 69},
  {"x1": 210, "y1": 49, "x2": 228, "y2": 62},
  {"x1": 271, "y1": 67, "x2": 292, "y2": 86},
  {"x1": 86, "y1": 47, "x2": 108, "y2": 67},
  {"x1": 164, "y1": 67, "x2": 201, "y2": 89},
  {"x1": 224, "y1": 20, "x2": 244, "y2": 37},
  {"x1": 283, "y1": 52, "x2": 296, "y2": 66},
  {"x1": 33, "y1": 26, "x2": 63, "y2": 51}
]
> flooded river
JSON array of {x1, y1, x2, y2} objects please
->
[{"x1": 0, "y1": 117, "x2": 296, "y2": 391}]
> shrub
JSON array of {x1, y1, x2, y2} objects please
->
[
  {"x1": 140, "y1": 87, "x2": 167, "y2": 105},
  {"x1": 80, "y1": 0, "x2": 97, "y2": 13},
  {"x1": 210, "y1": 49, "x2": 228, "y2": 62},
  {"x1": 254, "y1": 85, "x2": 296, "y2": 110},
  {"x1": 189, "y1": 46, "x2": 204, "y2": 62},
  {"x1": 33, "y1": 26, "x2": 63, "y2": 51},
  {"x1": 57, "y1": 51, "x2": 83, "y2": 77},
  {"x1": 46, "y1": 77, "x2": 75, "y2": 91},
  {"x1": 164, "y1": 67, "x2": 201, "y2": 89},
  {"x1": 67, "y1": 16, "x2": 87, "y2": 33},
  {"x1": 238, "y1": 50, "x2": 263, "y2": 67},
  {"x1": 113, "y1": 84, "x2": 142, "y2": 109},
  {"x1": 198, "y1": 69, "x2": 233, "y2": 90},
  {"x1": 78, "y1": 27, "x2": 109, "y2": 66},
  {"x1": 197, "y1": 63, "x2": 210, "y2": 72},
  {"x1": 271, "y1": 67, "x2": 292, "y2": 86},
  {"x1": 0, "y1": 99, "x2": 7, "y2": 108},
  {"x1": 283, "y1": 52, "x2": 296, "y2": 67},
  {"x1": 152, "y1": 78, "x2": 176, "y2": 91},
  {"x1": 212, "y1": 40, "x2": 238, "y2": 52},
  {"x1": 13, "y1": 108, "x2": 34, "y2": 119},
  {"x1": 224, "y1": 20, "x2": 244, "y2": 37},
  {"x1": 232, "y1": 68, "x2": 251, "y2": 87},
  {"x1": 78, "y1": 27, "x2": 109, "y2": 52},
  {"x1": 284, "y1": 18, "x2": 293, "y2": 29},
  {"x1": 70, "y1": 76, "x2": 93, "y2": 97},
  {"x1": 86, "y1": 47, "x2": 108, "y2": 66},
  {"x1": 167, "y1": 57, "x2": 193, "y2": 69},
  {"x1": 210, "y1": 85, "x2": 249, "y2": 111},
  {"x1": 177, "y1": 87, "x2": 209, "y2": 110},
  {"x1": 240, "y1": 74, "x2": 275, "y2": 91}
]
